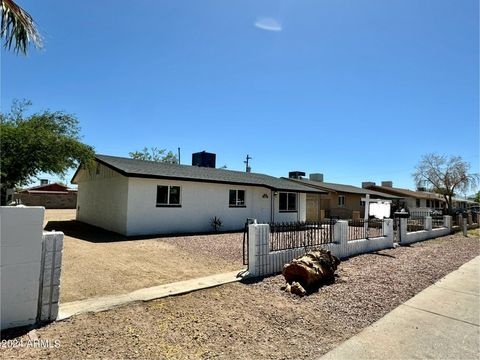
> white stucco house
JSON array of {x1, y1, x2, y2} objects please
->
[{"x1": 72, "y1": 155, "x2": 324, "y2": 236}]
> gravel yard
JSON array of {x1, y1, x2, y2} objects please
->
[
  {"x1": 43, "y1": 210, "x2": 244, "y2": 302},
  {"x1": 2, "y1": 233, "x2": 479, "y2": 359}
]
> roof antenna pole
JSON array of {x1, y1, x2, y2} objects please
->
[
  {"x1": 178, "y1": 147, "x2": 181, "y2": 165},
  {"x1": 244, "y1": 154, "x2": 252, "y2": 173}
]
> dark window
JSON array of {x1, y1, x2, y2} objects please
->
[
  {"x1": 229, "y1": 190, "x2": 245, "y2": 206},
  {"x1": 238, "y1": 190, "x2": 245, "y2": 205},
  {"x1": 288, "y1": 193, "x2": 296, "y2": 211},
  {"x1": 426, "y1": 199, "x2": 431, "y2": 207},
  {"x1": 338, "y1": 195, "x2": 345, "y2": 207},
  {"x1": 156, "y1": 185, "x2": 181, "y2": 206},
  {"x1": 279, "y1": 192, "x2": 297, "y2": 212},
  {"x1": 157, "y1": 186, "x2": 168, "y2": 204},
  {"x1": 416, "y1": 199, "x2": 420, "y2": 207},
  {"x1": 279, "y1": 193, "x2": 287, "y2": 210},
  {"x1": 169, "y1": 186, "x2": 180, "y2": 205}
]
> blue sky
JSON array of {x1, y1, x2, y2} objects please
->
[{"x1": 2, "y1": 0, "x2": 479, "y2": 193}]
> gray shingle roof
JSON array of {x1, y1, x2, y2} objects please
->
[
  {"x1": 286, "y1": 178, "x2": 401, "y2": 198},
  {"x1": 75, "y1": 155, "x2": 325, "y2": 193},
  {"x1": 366, "y1": 185, "x2": 443, "y2": 200}
]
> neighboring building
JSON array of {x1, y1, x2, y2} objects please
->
[
  {"x1": 287, "y1": 174, "x2": 399, "y2": 220},
  {"x1": 71, "y1": 154, "x2": 324, "y2": 236},
  {"x1": 12, "y1": 183, "x2": 77, "y2": 209},
  {"x1": 362, "y1": 181, "x2": 446, "y2": 214},
  {"x1": 452, "y1": 197, "x2": 479, "y2": 211}
]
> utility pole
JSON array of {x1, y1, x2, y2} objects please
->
[{"x1": 244, "y1": 154, "x2": 252, "y2": 173}]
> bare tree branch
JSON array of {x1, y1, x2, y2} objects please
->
[{"x1": 413, "y1": 153, "x2": 479, "y2": 213}]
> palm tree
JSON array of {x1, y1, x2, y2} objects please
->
[{"x1": 1, "y1": 0, "x2": 41, "y2": 54}]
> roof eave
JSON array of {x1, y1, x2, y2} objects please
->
[{"x1": 77, "y1": 157, "x2": 323, "y2": 193}]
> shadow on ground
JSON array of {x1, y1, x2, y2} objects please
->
[
  {"x1": 44, "y1": 220, "x2": 245, "y2": 243},
  {"x1": 44, "y1": 221, "x2": 126, "y2": 243}
]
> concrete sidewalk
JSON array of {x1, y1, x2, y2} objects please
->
[
  {"x1": 320, "y1": 256, "x2": 480, "y2": 360},
  {"x1": 58, "y1": 270, "x2": 244, "y2": 320}
]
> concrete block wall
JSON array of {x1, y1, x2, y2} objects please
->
[
  {"x1": 248, "y1": 219, "x2": 394, "y2": 277},
  {"x1": 1, "y1": 206, "x2": 44, "y2": 330},
  {"x1": 333, "y1": 220, "x2": 394, "y2": 259},
  {"x1": 0, "y1": 207, "x2": 64, "y2": 330},
  {"x1": 39, "y1": 231, "x2": 64, "y2": 322},
  {"x1": 400, "y1": 216, "x2": 451, "y2": 245},
  {"x1": 13, "y1": 193, "x2": 77, "y2": 209}
]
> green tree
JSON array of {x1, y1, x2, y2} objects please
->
[
  {"x1": 1, "y1": 0, "x2": 42, "y2": 54},
  {"x1": 0, "y1": 100, "x2": 95, "y2": 204},
  {"x1": 475, "y1": 191, "x2": 480, "y2": 203},
  {"x1": 413, "y1": 153, "x2": 479, "y2": 213},
  {"x1": 129, "y1": 147, "x2": 178, "y2": 164}
]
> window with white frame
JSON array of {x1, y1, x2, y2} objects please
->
[
  {"x1": 279, "y1": 192, "x2": 297, "y2": 212},
  {"x1": 156, "y1": 185, "x2": 181, "y2": 206},
  {"x1": 338, "y1": 195, "x2": 345, "y2": 207},
  {"x1": 229, "y1": 189, "x2": 245, "y2": 207}
]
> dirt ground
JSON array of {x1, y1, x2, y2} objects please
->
[
  {"x1": 43, "y1": 210, "x2": 244, "y2": 302},
  {"x1": 2, "y1": 233, "x2": 479, "y2": 360},
  {"x1": 43, "y1": 209, "x2": 77, "y2": 226}
]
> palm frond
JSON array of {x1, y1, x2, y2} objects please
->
[{"x1": 1, "y1": 0, "x2": 42, "y2": 55}]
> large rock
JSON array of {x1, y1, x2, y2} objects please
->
[{"x1": 282, "y1": 249, "x2": 340, "y2": 296}]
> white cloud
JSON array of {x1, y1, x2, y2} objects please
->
[{"x1": 254, "y1": 17, "x2": 282, "y2": 32}]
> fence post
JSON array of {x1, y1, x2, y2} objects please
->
[
  {"x1": 383, "y1": 219, "x2": 393, "y2": 243},
  {"x1": 463, "y1": 218, "x2": 468, "y2": 237},
  {"x1": 247, "y1": 221, "x2": 270, "y2": 277},
  {"x1": 333, "y1": 220, "x2": 348, "y2": 258},
  {"x1": 467, "y1": 213, "x2": 472, "y2": 226},
  {"x1": 334, "y1": 220, "x2": 347, "y2": 244},
  {"x1": 38, "y1": 231, "x2": 64, "y2": 323},
  {"x1": 424, "y1": 216, "x2": 432, "y2": 232},
  {"x1": 443, "y1": 215, "x2": 452, "y2": 231},
  {"x1": 399, "y1": 218, "x2": 407, "y2": 244},
  {"x1": 457, "y1": 214, "x2": 463, "y2": 228}
]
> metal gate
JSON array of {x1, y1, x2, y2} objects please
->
[
  {"x1": 242, "y1": 218, "x2": 256, "y2": 266},
  {"x1": 393, "y1": 217, "x2": 399, "y2": 243}
]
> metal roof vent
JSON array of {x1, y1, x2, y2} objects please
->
[
  {"x1": 192, "y1": 151, "x2": 216, "y2": 168},
  {"x1": 362, "y1": 182, "x2": 376, "y2": 188},
  {"x1": 289, "y1": 171, "x2": 306, "y2": 179},
  {"x1": 309, "y1": 173, "x2": 324, "y2": 182}
]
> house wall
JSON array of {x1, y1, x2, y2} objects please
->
[
  {"x1": 329, "y1": 193, "x2": 364, "y2": 219},
  {"x1": 272, "y1": 192, "x2": 306, "y2": 223},
  {"x1": 306, "y1": 193, "x2": 321, "y2": 221},
  {"x1": 125, "y1": 178, "x2": 306, "y2": 236},
  {"x1": 75, "y1": 164, "x2": 129, "y2": 234},
  {"x1": 307, "y1": 192, "x2": 366, "y2": 220}
]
